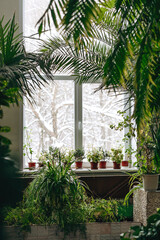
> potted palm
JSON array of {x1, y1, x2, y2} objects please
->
[
  {"x1": 87, "y1": 148, "x2": 103, "y2": 169},
  {"x1": 73, "y1": 148, "x2": 85, "y2": 169},
  {"x1": 111, "y1": 148, "x2": 123, "y2": 169}
]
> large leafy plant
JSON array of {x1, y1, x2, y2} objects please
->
[
  {"x1": 23, "y1": 161, "x2": 87, "y2": 235},
  {"x1": 0, "y1": 14, "x2": 52, "y2": 162},
  {"x1": 121, "y1": 209, "x2": 160, "y2": 240}
]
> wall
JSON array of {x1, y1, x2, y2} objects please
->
[
  {"x1": 0, "y1": 0, "x2": 23, "y2": 168},
  {"x1": 1, "y1": 222, "x2": 141, "y2": 240}
]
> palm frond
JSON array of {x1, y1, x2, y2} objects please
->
[
  {"x1": 101, "y1": 0, "x2": 160, "y2": 130},
  {"x1": 0, "y1": 15, "x2": 53, "y2": 101},
  {"x1": 37, "y1": 0, "x2": 102, "y2": 42}
]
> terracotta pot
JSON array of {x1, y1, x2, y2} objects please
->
[
  {"x1": 90, "y1": 162, "x2": 98, "y2": 170},
  {"x1": 113, "y1": 162, "x2": 121, "y2": 169},
  {"x1": 28, "y1": 162, "x2": 36, "y2": 170},
  {"x1": 143, "y1": 174, "x2": 159, "y2": 191},
  {"x1": 99, "y1": 161, "x2": 106, "y2": 169},
  {"x1": 75, "y1": 161, "x2": 83, "y2": 169},
  {"x1": 122, "y1": 161, "x2": 129, "y2": 167}
]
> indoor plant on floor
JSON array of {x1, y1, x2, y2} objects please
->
[
  {"x1": 111, "y1": 147, "x2": 123, "y2": 169},
  {"x1": 73, "y1": 148, "x2": 85, "y2": 169},
  {"x1": 136, "y1": 130, "x2": 160, "y2": 191},
  {"x1": 87, "y1": 148, "x2": 103, "y2": 169}
]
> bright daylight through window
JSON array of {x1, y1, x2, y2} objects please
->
[{"x1": 23, "y1": 0, "x2": 134, "y2": 168}]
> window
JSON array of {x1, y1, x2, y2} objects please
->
[{"x1": 24, "y1": 77, "x2": 126, "y2": 166}]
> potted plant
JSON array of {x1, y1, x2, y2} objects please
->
[
  {"x1": 111, "y1": 148, "x2": 123, "y2": 169},
  {"x1": 73, "y1": 148, "x2": 85, "y2": 169},
  {"x1": 87, "y1": 148, "x2": 103, "y2": 169},
  {"x1": 99, "y1": 149, "x2": 110, "y2": 169},
  {"x1": 23, "y1": 128, "x2": 36, "y2": 170},
  {"x1": 38, "y1": 150, "x2": 50, "y2": 167},
  {"x1": 60, "y1": 149, "x2": 74, "y2": 168},
  {"x1": 136, "y1": 133, "x2": 159, "y2": 191}
]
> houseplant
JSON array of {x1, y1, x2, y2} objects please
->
[
  {"x1": 99, "y1": 149, "x2": 110, "y2": 169},
  {"x1": 111, "y1": 148, "x2": 123, "y2": 169},
  {"x1": 136, "y1": 134, "x2": 159, "y2": 191},
  {"x1": 60, "y1": 149, "x2": 74, "y2": 168},
  {"x1": 87, "y1": 148, "x2": 103, "y2": 169},
  {"x1": 73, "y1": 148, "x2": 85, "y2": 169},
  {"x1": 120, "y1": 208, "x2": 160, "y2": 240},
  {"x1": 38, "y1": 147, "x2": 60, "y2": 167},
  {"x1": 23, "y1": 128, "x2": 36, "y2": 170}
]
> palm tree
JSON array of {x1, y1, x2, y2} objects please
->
[
  {"x1": 38, "y1": 0, "x2": 160, "y2": 131},
  {"x1": 0, "y1": 14, "x2": 52, "y2": 101},
  {"x1": 0, "y1": 14, "x2": 52, "y2": 162}
]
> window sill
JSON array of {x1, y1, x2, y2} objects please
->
[{"x1": 19, "y1": 167, "x2": 137, "y2": 178}]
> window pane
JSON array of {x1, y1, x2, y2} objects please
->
[
  {"x1": 83, "y1": 84, "x2": 124, "y2": 151},
  {"x1": 24, "y1": 80, "x2": 74, "y2": 166}
]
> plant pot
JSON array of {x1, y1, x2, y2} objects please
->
[
  {"x1": 28, "y1": 162, "x2": 36, "y2": 170},
  {"x1": 90, "y1": 162, "x2": 98, "y2": 170},
  {"x1": 122, "y1": 161, "x2": 129, "y2": 167},
  {"x1": 75, "y1": 161, "x2": 83, "y2": 169},
  {"x1": 99, "y1": 161, "x2": 106, "y2": 169},
  {"x1": 38, "y1": 162, "x2": 45, "y2": 168},
  {"x1": 113, "y1": 162, "x2": 121, "y2": 169},
  {"x1": 143, "y1": 174, "x2": 159, "y2": 191}
]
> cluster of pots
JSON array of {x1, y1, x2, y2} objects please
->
[
  {"x1": 28, "y1": 160, "x2": 129, "y2": 170},
  {"x1": 75, "y1": 160, "x2": 129, "y2": 170}
]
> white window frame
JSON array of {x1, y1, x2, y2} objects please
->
[{"x1": 21, "y1": 74, "x2": 134, "y2": 169}]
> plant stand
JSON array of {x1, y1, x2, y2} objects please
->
[{"x1": 133, "y1": 188, "x2": 160, "y2": 226}]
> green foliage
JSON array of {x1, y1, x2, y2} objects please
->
[
  {"x1": 23, "y1": 128, "x2": 34, "y2": 162},
  {"x1": 110, "y1": 110, "x2": 136, "y2": 163},
  {"x1": 120, "y1": 209, "x2": 160, "y2": 240},
  {"x1": 3, "y1": 161, "x2": 133, "y2": 237},
  {"x1": 23, "y1": 162, "x2": 87, "y2": 236},
  {"x1": 38, "y1": 147, "x2": 60, "y2": 166},
  {"x1": 0, "y1": 14, "x2": 51, "y2": 99},
  {"x1": 0, "y1": 14, "x2": 52, "y2": 171},
  {"x1": 85, "y1": 198, "x2": 133, "y2": 223},
  {"x1": 39, "y1": 0, "x2": 160, "y2": 135},
  {"x1": 73, "y1": 148, "x2": 85, "y2": 161},
  {"x1": 37, "y1": 0, "x2": 102, "y2": 42},
  {"x1": 4, "y1": 206, "x2": 46, "y2": 231},
  {"x1": 111, "y1": 147, "x2": 123, "y2": 164},
  {"x1": 87, "y1": 148, "x2": 103, "y2": 163}
]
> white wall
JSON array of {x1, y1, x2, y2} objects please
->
[{"x1": 0, "y1": 0, "x2": 23, "y2": 168}]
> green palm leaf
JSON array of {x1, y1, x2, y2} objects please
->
[{"x1": 37, "y1": 0, "x2": 102, "y2": 42}]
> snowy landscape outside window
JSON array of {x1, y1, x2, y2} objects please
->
[
  {"x1": 23, "y1": 80, "x2": 74, "y2": 167},
  {"x1": 83, "y1": 84, "x2": 124, "y2": 151}
]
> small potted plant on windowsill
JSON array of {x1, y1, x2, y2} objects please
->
[
  {"x1": 87, "y1": 148, "x2": 103, "y2": 169},
  {"x1": 38, "y1": 149, "x2": 52, "y2": 168},
  {"x1": 73, "y1": 148, "x2": 85, "y2": 169},
  {"x1": 23, "y1": 127, "x2": 36, "y2": 170},
  {"x1": 99, "y1": 149, "x2": 110, "y2": 169},
  {"x1": 111, "y1": 148, "x2": 123, "y2": 169},
  {"x1": 60, "y1": 149, "x2": 74, "y2": 169}
]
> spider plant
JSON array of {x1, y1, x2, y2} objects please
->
[{"x1": 23, "y1": 161, "x2": 87, "y2": 235}]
